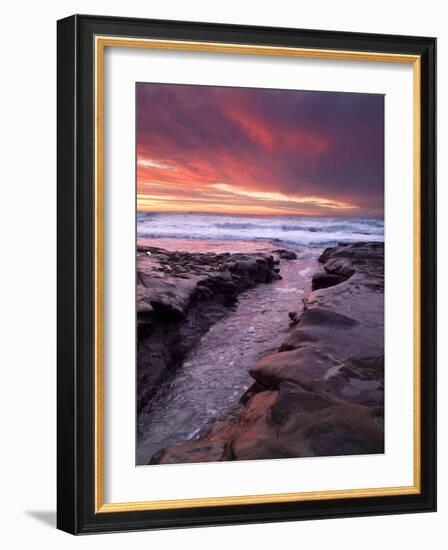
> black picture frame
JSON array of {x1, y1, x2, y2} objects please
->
[{"x1": 57, "y1": 14, "x2": 436, "y2": 535}]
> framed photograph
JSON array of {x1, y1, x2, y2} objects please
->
[{"x1": 57, "y1": 14, "x2": 436, "y2": 534}]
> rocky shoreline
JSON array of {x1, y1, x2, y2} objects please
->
[
  {"x1": 148, "y1": 241, "x2": 384, "y2": 464},
  {"x1": 137, "y1": 244, "x2": 291, "y2": 414}
]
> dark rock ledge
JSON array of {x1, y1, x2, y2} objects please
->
[
  {"x1": 151, "y1": 242, "x2": 384, "y2": 464},
  {"x1": 137, "y1": 245, "x2": 284, "y2": 414}
]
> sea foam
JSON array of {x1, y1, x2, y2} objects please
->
[{"x1": 137, "y1": 212, "x2": 384, "y2": 247}]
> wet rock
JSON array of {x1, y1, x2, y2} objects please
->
[
  {"x1": 324, "y1": 355, "x2": 384, "y2": 406},
  {"x1": 311, "y1": 253, "x2": 357, "y2": 290},
  {"x1": 150, "y1": 439, "x2": 230, "y2": 464},
  {"x1": 228, "y1": 388, "x2": 383, "y2": 461},
  {"x1": 311, "y1": 272, "x2": 348, "y2": 291},
  {"x1": 324, "y1": 257, "x2": 355, "y2": 277},
  {"x1": 307, "y1": 405, "x2": 384, "y2": 456},
  {"x1": 273, "y1": 249, "x2": 298, "y2": 260},
  {"x1": 269, "y1": 382, "x2": 333, "y2": 424},
  {"x1": 288, "y1": 310, "x2": 300, "y2": 324},
  {"x1": 226, "y1": 254, "x2": 281, "y2": 286},
  {"x1": 240, "y1": 381, "x2": 267, "y2": 405},
  {"x1": 250, "y1": 346, "x2": 338, "y2": 392},
  {"x1": 319, "y1": 242, "x2": 383, "y2": 263}
]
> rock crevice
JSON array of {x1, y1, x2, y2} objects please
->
[
  {"x1": 151, "y1": 242, "x2": 384, "y2": 464},
  {"x1": 137, "y1": 245, "x2": 282, "y2": 413}
]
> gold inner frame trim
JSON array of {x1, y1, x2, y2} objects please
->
[{"x1": 94, "y1": 35, "x2": 422, "y2": 513}]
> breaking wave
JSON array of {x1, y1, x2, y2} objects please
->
[{"x1": 137, "y1": 212, "x2": 384, "y2": 247}]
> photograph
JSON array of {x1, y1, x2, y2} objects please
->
[{"x1": 135, "y1": 83, "x2": 385, "y2": 466}]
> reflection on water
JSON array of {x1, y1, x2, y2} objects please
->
[
  {"x1": 136, "y1": 240, "x2": 317, "y2": 465},
  {"x1": 137, "y1": 236, "x2": 277, "y2": 254}
]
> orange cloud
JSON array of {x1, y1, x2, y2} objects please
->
[
  {"x1": 222, "y1": 103, "x2": 329, "y2": 156},
  {"x1": 135, "y1": 84, "x2": 384, "y2": 216}
]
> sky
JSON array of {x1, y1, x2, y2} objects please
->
[{"x1": 136, "y1": 83, "x2": 384, "y2": 217}]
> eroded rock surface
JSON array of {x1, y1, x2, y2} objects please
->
[
  {"x1": 137, "y1": 245, "x2": 281, "y2": 413},
  {"x1": 152, "y1": 242, "x2": 384, "y2": 464}
]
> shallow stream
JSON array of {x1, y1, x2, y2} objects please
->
[{"x1": 136, "y1": 241, "x2": 317, "y2": 465}]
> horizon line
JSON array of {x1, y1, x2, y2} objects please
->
[{"x1": 136, "y1": 209, "x2": 384, "y2": 220}]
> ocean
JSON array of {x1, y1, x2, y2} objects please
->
[{"x1": 136, "y1": 212, "x2": 384, "y2": 248}]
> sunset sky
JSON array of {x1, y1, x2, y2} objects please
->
[{"x1": 136, "y1": 84, "x2": 384, "y2": 217}]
